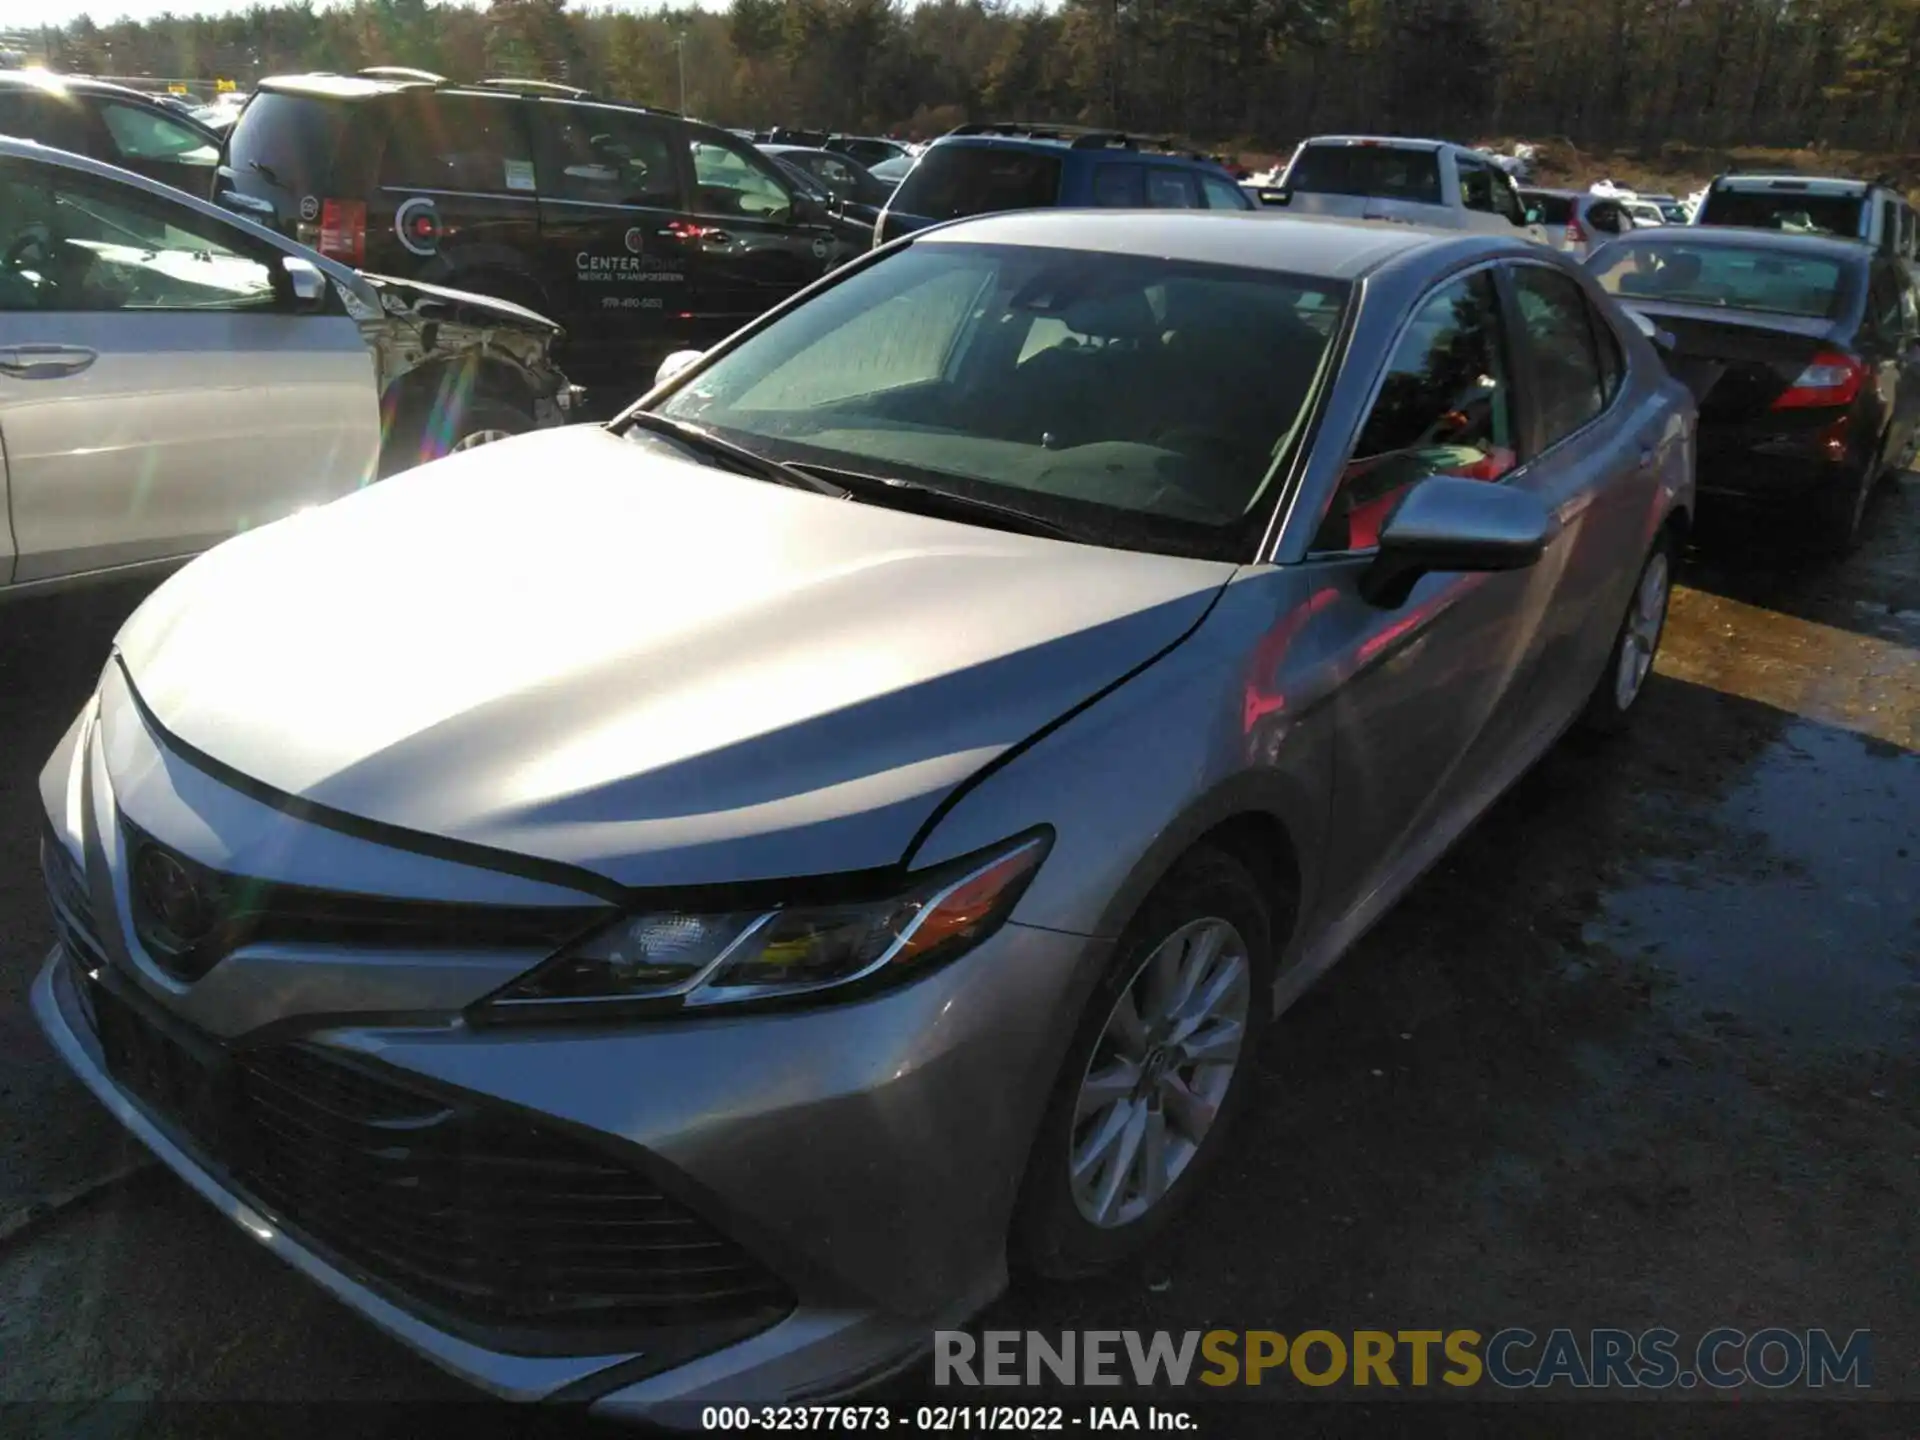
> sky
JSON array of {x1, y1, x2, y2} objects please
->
[{"x1": 11, "y1": 0, "x2": 725, "y2": 29}]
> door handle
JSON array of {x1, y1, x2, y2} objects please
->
[{"x1": 0, "y1": 344, "x2": 98, "y2": 379}]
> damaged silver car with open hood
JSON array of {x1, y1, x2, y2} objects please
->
[{"x1": 0, "y1": 135, "x2": 578, "y2": 600}]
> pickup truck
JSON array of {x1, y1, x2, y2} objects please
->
[{"x1": 1259, "y1": 135, "x2": 1551, "y2": 245}]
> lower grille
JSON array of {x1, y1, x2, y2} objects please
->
[{"x1": 79, "y1": 970, "x2": 793, "y2": 1340}]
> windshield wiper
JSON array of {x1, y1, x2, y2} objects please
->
[
  {"x1": 789, "y1": 463, "x2": 1082, "y2": 542},
  {"x1": 621, "y1": 412, "x2": 849, "y2": 496},
  {"x1": 248, "y1": 159, "x2": 284, "y2": 188}
]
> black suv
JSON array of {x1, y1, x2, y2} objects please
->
[{"x1": 219, "y1": 72, "x2": 855, "y2": 406}]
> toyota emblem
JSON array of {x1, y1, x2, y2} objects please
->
[{"x1": 134, "y1": 846, "x2": 216, "y2": 946}]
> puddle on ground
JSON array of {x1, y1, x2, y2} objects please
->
[{"x1": 1590, "y1": 718, "x2": 1919, "y2": 1049}]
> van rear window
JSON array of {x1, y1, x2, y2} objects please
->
[
  {"x1": 226, "y1": 93, "x2": 351, "y2": 195},
  {"x1": 1697, "y1": 188, "x2": 1865, "y2": 238},
  {"x1": 1286, "y1": 145, "x2": 1442, "y2": 204},
  {"x1": 1523, "y1": 193, "x2": 1572, "y2": 225},
  {"x1": 891, "y1": 146, "x2": 1062, "y2": 221}
]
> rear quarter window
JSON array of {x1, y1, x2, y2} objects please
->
[
  {"x1": 890, "y1": 145, "x2": 1062, "y2": 221},
  {"x1": 1285, "y1": 144, "x2": 1442, "y2": 204},
  {"x1": 380, "y1": 94, "x2": 533, "y2": 194},
  {"x1": 227, "y1": 92, "x2": 356, "y2": 195},
  {"x1": 1524, "y1": 193, "x2": 1572, "y2": 225},
  {"x1": 1697, "y1": 187, "x2": 1866, "y2": 238}
]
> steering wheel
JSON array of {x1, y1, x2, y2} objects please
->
[{"x1": 3, "y1": 224, "x2": 52, "y2": 273}]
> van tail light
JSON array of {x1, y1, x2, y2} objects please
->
[
  {"x1": 1566, "y1": 213, "x2": 1588, "y2": 246},
  {"x1": 317, "y1": 199, "x2": 366, "y2": 267},
  {"x1": 1772, "y1": 351, "x2": 1865, "y2": 410}
]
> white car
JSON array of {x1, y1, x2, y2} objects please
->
[
  {"x1": 0, "y1": 136, "x2": 576, "y2": 601},
  {"x1": 1273, "y1": 136, "x2": 1550, "y2": 244},
  {"x1": 1623, "y1": 200, "x2": 1667, "y2": 227}
]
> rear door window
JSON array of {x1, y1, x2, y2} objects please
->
[
  {"x1": 890, "y1": 145, "x2": 1063, "y2": 220},
  {"x1": 1200, "y1": 173, "x2": 1251, "y2": 210},
  {"x1": 98, "y1": 102, "x2": 220, "y2": 165},
  {"x1": 379, "y1": 94, "x2": 534, "y2": 195},
  {"x1": 1092, "y1": 163, "x2": 1144, "y2": 207},
  {"x1": 533, "y1": 104, "x2": 681, "y2": 208},
  {"x1": 1510, "y1": 265, "x2": 1608, "y2": 448},
  {"x1": 1145, "y1": 168, "x2": 1199, "y2": 208},
  {"x1": 688, "y1": 134, "x2": 795, "y2": 220},
  {"x1": 1285, "y1": 143, "x2": 1442, "y2": 204}
]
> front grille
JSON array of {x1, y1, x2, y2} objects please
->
[
  {"x1": 78, "y1": 971, "x2": 793, "y2": 1340},
  {"x1": 120, "y1": 820, "x2": 611, "y2": 984},
  {"x1": 42, "y1": 828, "x2": 108, "y2": 967}
]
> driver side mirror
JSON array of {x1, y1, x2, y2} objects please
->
[
  {"x1": 281, "y1": 256, "x2": 328, "y2": 312},
  {"x1": 655, "y1": 349, "x2": 705, "y2": 387},
  {"x1": 1360, "y1": 476, "x2": 1550, "y2": 609}
]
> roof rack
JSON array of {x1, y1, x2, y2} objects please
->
[
  {"x1": 474, "y1": 77, "x2": 593, "y2": 99},
  {"x1": 945, "y1": 121, "x2": 1205, "y2": 158},
  {"x1": 358, "y1": 66, "x2": 445, "y2": 84}
]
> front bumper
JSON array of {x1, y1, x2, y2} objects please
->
[{"x1": 34, "y1": 906, "x2": 1098, "y2": 1415}]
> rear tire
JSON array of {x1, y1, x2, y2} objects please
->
[
  {"x1": 1012, "y1": 846, "x2": 1277, "y2": 1280},
  {"x1": 1579, "y1": 530, "x2": 1674, "y2": 736},
  {"x1": 1812, "y1": 449, "x2": 1880, "y2": 557}
]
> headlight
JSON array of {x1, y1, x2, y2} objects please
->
[{"x1": 479, "y1": 830, "x2": 1049, "y2": 1016}]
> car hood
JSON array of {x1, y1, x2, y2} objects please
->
[
  {"x1": 113, "y1": 426, "x2": 1234, "y2": 889},
  {"x1": 359, "y1": 273, "x2": 563, "y2": 336}
]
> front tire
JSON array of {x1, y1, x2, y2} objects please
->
[
  {"x1": 379, "y1": 384, "x2": 534, "y2": 478},
  {"x1": 1012, "y1": 846, "x2": 1277, "y2": 1279},
  {"x1": 1579, "y1": 531, "x2": 1674, "y2": 736}
]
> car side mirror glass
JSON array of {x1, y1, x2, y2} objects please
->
[
  {"x1": 1524, "y1": 208, "x2": 1543, "y2": 225},
  {"x1": 1360, "y1": 476, "x2": 1551, "y2": 609},
  {"x1": 281, "y1": 256, "x2": 328, "y2": 312},
  {"x1": 655, "y1": 349, "x2": 705, "y2": 388}
]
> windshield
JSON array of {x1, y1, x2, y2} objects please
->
[
  {"x1": 1285, "y1": 144, "x2": 1442, "y2": 203},
  {"x1": 1590, "y1": 241, "x2": 1851, "y2": 319},
  {"x1": 1696, "y1": 187, "x2": 1865, "y2": 237},
  {"x1": 889, "y1": 146, "x2": 1062, "y2": 221},
  {"x1": 651, "y1": 242, "x2": 1346, "y2": 556}
]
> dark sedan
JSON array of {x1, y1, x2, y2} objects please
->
[
  {"x1": 1589, "y1": 225, "x2": 1920, "y2": 551},
  {"x1": 760, "y1": 142, "x2": 895, "y2": 224}
]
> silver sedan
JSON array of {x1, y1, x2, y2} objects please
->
[{"x1": 33, "y1": 210, "x2": 1694, "y2": 1415}]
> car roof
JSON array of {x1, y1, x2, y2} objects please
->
[
  {"x1": 0, "y1": 71, "x2": 193, "y2": 108},
  {"x1": 1296, "y1": 135, "x2": 1456, "y2": 153},
  {"x1": 1615, "y1": 223, "x2": 1874, "y2": 261},
  {"x1": 913, "y1": 208, "x2": 1512, "y2": 280},
  {"x1": 1711, "y1": 174, "x2": 1876, "y2": 196}
]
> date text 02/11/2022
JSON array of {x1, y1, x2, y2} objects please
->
[{"x1": 696, "y1": 1406, "x2": 1197, "y2": 1431}]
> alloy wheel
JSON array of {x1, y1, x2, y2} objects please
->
[
  {"x1": 450, "y1": 427, "x2": 515, "y2": 452},
  {"x1": 1614, "y1": 550, "x2": 1670, "y2": 712},
  {"x1": 1069, "y1": 917, "x2": 1251, "y2": 1229}
]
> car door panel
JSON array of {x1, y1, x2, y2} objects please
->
[
  {"x1": 529, "y1": 101, "x2": 702, "y2": 391},
  {"x1": 2, "y1": 310, "x2": 377, "y2": 584},
  {"x1": 682, "y1": 131, "x2": 836, "y2": 341},
  {"x1": 1301, "y1": 268, "x2": 1549, "y2": 920},
  {"x1": 1487, "y1": 262, "x2": 1657, "y2": 727},
  {"x1": 0, "y1": 157, "x2": 378, "y2": 587}
]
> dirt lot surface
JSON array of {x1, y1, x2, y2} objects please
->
[{"x1": 0, "y1": 476, "x2": 1915, "y2": 1439}]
